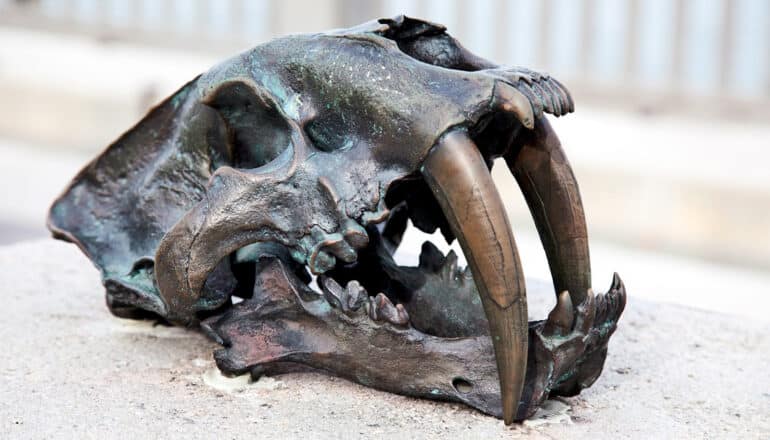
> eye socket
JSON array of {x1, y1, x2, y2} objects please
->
[
  {"x1": 305, "y1": 113, "x2": 353, "y2": 153},
  {"x1": 205, "y1": 80, "x2": 292, "y2": 169}
]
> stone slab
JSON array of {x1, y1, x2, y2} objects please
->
[{"x1": 1, "y1": 240, "x2": 768, "y2": 439}]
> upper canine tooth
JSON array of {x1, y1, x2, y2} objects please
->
[
  {"x1": 422, "y1": 130, "x2": 528, "y2": 425},
  {"x1": 492, "y1": 81, "x2": 535, "y2": 129}
]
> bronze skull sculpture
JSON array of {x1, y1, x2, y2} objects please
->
[{"x1": 49, "y1": 16, "x2": 626, "y2": 424}]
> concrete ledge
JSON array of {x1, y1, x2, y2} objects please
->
[{"x1": 1, "y1": 240, "x2": 768, "y2": 438}]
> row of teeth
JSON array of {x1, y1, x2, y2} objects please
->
[
  {"x1": 317, "y1": 276, "x2": 410, "y2": 327},
  {"x1": 418, "y1": 242, "x2": 474, "y2": 284}
]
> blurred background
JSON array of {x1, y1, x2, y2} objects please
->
[{"x1": 0, "y1": 0, "x2": 768, "y2": 320}]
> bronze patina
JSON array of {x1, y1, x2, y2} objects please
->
[{"x1": 49, "y1": 16, "x2": 626, "y2": 424}]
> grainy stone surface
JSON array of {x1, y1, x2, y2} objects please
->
[{"x1": 1, "y1": 240, "x2": 768, "y2": 439}]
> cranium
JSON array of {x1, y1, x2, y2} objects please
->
[{"x1": 49, "y1": 16, "x2": 626, "y2": 423}]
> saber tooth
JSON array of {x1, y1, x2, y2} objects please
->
[
  {"x1": 422, "y1": 130, "x2": 528, "y2": 425},
  {"x1": 504, "y1": 117, "x2": 592, "y2": 307}
]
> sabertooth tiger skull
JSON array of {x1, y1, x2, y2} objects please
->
[{"x1": 49, "y1": 16, "x2": 626, "y2": 424}]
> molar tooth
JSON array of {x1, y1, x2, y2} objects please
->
[
  {"x1": 342, "y1": 219, "x2": 369, "y2": 250},
  {"x1": 361, "y1": 208, "x2": 390, "y2": 225},
  {"x1": 361, "y1": 198, "x2": 390, "y2": 225},
  {"x1": 291, "y1": 236, "x2": 314, "y2": 266},
  {"x1": 310, "y1": 226, "x2": 328, "y2": 242},
  {"x1": 440, "y1": 250, "x2": 459, "y2": 280},
  {"x1": 371, "y1": 293, "x2": 405, "y2": 326},
  {"x1": 344, "y1": 280, "x2": 367, "y2": 311},
  {"x1": 319, "y1": 276, "x2": 344, "y2": 309},
  {"x1": 418, "y1": 241, "x2": 445, "y2": 272},
  {"x1": 308, "y1": 249, "x2": 336, "y2": 275},
  {"x1": 393, "y1": 304, "x2": 410, "y2": 327},
  {"x1": 306, "y1": 228, "x2": 338, "y2": 274},
  {"x1": 323, "y1": 233, "x2": 358, "y2": 263},
  {"x1": 366, "y1": 295, "x2": 379, "y2": 320}
]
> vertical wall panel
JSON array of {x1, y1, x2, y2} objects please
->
[
  {"x1": 547, "y1": 0, "x2": 582, "y2": 76},
  {"x1": 463, "y1": 0, "x2": 497, "y2": 59},
  {"x1": 505, "y1": 0, "x2": 541, "y2": 67},
  {"x1": 637, "y1": 0, "x2": 677, "y2": 89},
  {"x1": 242, "y1": 0, "x2": 271, "y2": 44},
  {"x1": 729, "y1": 0, "x2": 769, "y2": 97},
  {"x1": 206, "y1": 0, "x2": 231, "y2": 39},
  {"x1": 592, "y1": 0, "x2": 628, "y2": 82},
  {"x1": 682, "y1": 0, "x2": 723, "y2": 95},
  {"x1": 425, "y1": 0, "x2": 458, "y2": 32}
]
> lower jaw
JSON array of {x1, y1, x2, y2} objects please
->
[{"x1": 201, "y1": 236, "x2": 626, "y2": 422}]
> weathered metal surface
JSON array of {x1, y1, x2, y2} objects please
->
[{"x1": 48, "y1": 16, "x2": 626, "y2": 424}]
